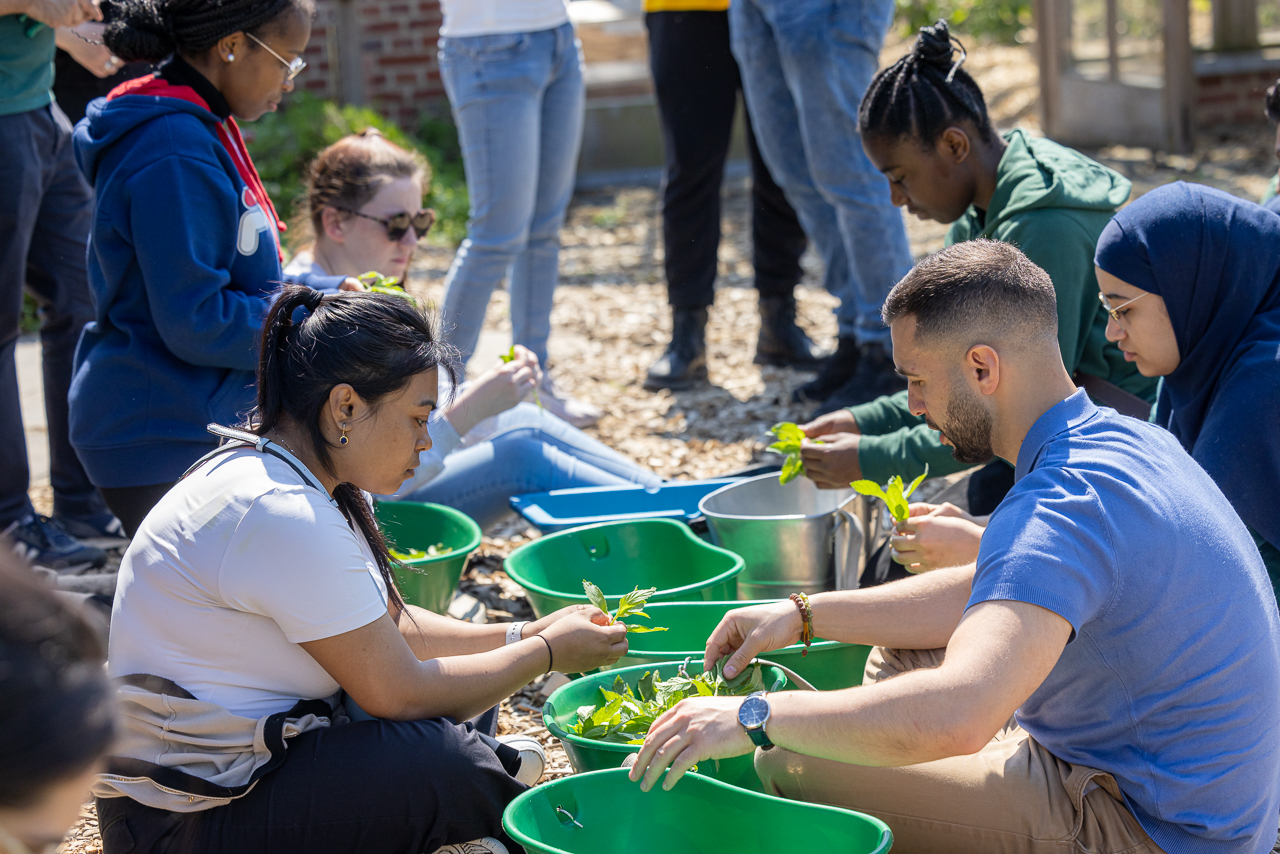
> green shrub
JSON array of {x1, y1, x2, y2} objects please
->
[
  {"x1": 243, "y1": 92, "x2": 469, "y2": 248},
  {"x1": 895, "y1": 0, "x2": 1032, "y2": 44}
]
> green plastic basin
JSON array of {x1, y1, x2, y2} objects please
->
[
  {"x1": 607, "y1": 600, "x2": 872, "y2": 692},
  {"x1": 503, "y1": 768, "x2": 893, "y2": 854},
  {"x1": 544, "y1": 661, "x2": 796, "y2": 793},
  {"x1": 504, "y1": 519, "x2": 743, "y2": 618},
  {"x1": 375, "y1": 500, "x2": 482, "y2": 615}
]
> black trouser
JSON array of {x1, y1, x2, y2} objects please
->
[
  {"x1": 0, "y1": 103, "x2": 102, "y2": 525},
  {"x1": 646, "y1": 10, "x2": 808, "y2": 309},
  {"x1": 100, "y1": 483, "x2": 176, "y2": 539},
  {"x1": 96, "y1": 711, "x2": 527, "y2": 854}
]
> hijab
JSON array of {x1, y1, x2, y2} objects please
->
[{"x1": 1094, "y1": 181, "x2": 1280, "y2": 548}]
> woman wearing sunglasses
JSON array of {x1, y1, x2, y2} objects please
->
[
  {"x1": 1094, "y1": 182, "x2": 1280, "y2": 601},
  {"x1": 70, "y1": 0, "x2": 362, "y2": 536},
  {"x1": 286, "y1": 131, "x2": 662, "y2": 528}
]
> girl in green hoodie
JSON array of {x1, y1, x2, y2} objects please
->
[{"x1": 797, "y1": 21, "x2": 1157, "y2": 517}]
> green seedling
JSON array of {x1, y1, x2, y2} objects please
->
[
  {"x1": 850, "y1": 464, "x2": 929, "y2": 523},
  {"x1": 565, "y1": 661, "x2": 767, "y2": 744},
  {"x1": 357, "y1": 270, "x2": 415, "y2": 301},
  {"x1": 390, "y1": 542, "x2": 452, "y2": 561},
  {"x1": 768, "y1": 422, "x2": 822, "y2": 484},
  {"x1": 582, "y1": 580, "x2": 667, "y2": 634},
  {"x1": 500, "y1": 345, "x2": 543, "y2": 411}
]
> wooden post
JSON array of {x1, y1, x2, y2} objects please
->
[
  {"x1": 1106, "y1": 0, "x2": 1120, "y2": 82},
  {"x1": 1212, "y1": 0, "x2": 1259, "y2": 51},
  {"x1": 1034, "y1": 0, "x2": 1065, "y2": 138},
  {"x1": 1163, "y1": 0, "x2": 1194, "y2": 152},
  {"x1": 334, "y1": 0, "x2": 366, "y2": 106}
]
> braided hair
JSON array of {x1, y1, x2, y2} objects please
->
[
  {"x1": 104, "y1": 0, "x2": 314, "y2": 64},
  {"x1": 859, "y1": 20, "x2": 996, "y2": 146}
]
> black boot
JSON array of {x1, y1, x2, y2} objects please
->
[
  {"x1": 792, "y1": 335, "x2": 860, "y2": 403},
  {"x1": 754, "y1": 294, "x2": 829, "y2": 369},
  {"x1": 645, "y1": 307, "x2": 709, "y2": 391},
  {"x1": 814, "y1": 341, "x2": 907, "y2": 414}
]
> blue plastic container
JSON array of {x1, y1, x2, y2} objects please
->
[{"x1": 510, "y1": 479, "x2": 739, "y2": 533}]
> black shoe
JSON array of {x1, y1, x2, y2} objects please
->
[
  {"x1": 55, "y1": 509, "x2": 130, "y2": 549},
  {"x1": 5, "y1": 514, "x2": 109, "y2": 574},
  {"x1": 754, "y1": 295, "x2": 829, "y2": 370},
  {"x1": 792, "y1": 336, "x2": 860, "y2": 403},
  {"x1": 814, "y1": 341, "x2": 907, "y2": 414},
  {"x1": 645, "y1": 307, "x2": 708, "y2": 391}
]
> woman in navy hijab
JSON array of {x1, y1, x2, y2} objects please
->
[{"x1": 1094, "y1": 181, "x2": 1280, "y2": 600}]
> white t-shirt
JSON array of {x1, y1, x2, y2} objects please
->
[
  {"x1": 439, "y1": 0, "x2": 569, "y2": 38},
  {"x1": 107, "y1": 448, "x2": 389, "y2": 719}
]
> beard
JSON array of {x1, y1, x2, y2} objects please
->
[{"x1": 925, "y1": 383, "x2": 995, "y2": 465}]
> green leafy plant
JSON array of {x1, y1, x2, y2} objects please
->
[
  {"x1": 390, "y1": 543, "x2": 452, "y2": 561},
  {"x1": 768, "y1": 422, "x2": 821, "y2": 484},
  {"x1": 582, "y1": 580, "x2": 667, "y2": 634},
  {"x1": 500, "y1": 345, "x2": 542, "y2": 411},
  {"x1": 565, "y1": 662, "x2": 767, "y2": 743},
  {"x1": 357, "y1": 270, "x2": 415, "y2": 301},
  {"x1": 850, "y1": 465, "x2": 929, "y2": 523}
]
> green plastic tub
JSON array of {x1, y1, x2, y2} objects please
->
[
  {"x1": 375, "y1": 501, "x2": 482, "y2": 615},
  {"x1": 607, "y1": 600, "x2": 872, "y2": 692},
  {"x1": 504, "y1": 519, "x2": 743, "y2": 618},
  {"x1": 544, "y1": 661, "x2": 797, "y2": 793},
  {"x1": 504, "y1": 768, "x2": 893, "y2": 854}
]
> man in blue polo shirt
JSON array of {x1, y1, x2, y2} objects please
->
[{"x1": 627, "y1": 239, "x2": 1280, "y2": 854}]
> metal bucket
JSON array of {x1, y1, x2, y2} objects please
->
[{"x1": 698, "y1": 473, "x2": 864, "y2": 599}]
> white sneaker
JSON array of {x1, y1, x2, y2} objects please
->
[
  {"x1": 497, "y1": 734, "x2": 546, "y2": 786},
  {"x1": 430, "y1": 838, "x2": 510, "y2": 854},
  {"x1": 534, "y1": 374, "x2": 602, "y2": 428}
]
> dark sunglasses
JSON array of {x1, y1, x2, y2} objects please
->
[{"x1": 340, "y1": 208, "x2": 436, "y2": 241}]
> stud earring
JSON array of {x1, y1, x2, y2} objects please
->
[
  {"x1": 227, "y1": 53, "x2": 234, "y2": 61},
  {"x1": 339, "y1": 425, "x2": 349, "y2": 446}
]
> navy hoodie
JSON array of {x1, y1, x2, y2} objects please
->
[{"x1": 71, "y1": 60, "x2": 342, "y2": 488}]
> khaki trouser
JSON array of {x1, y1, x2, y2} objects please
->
[{"x1": 755, "y1": 647, "x2": 1166, "y2": 854}]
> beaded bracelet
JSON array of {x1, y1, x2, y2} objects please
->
[{"x1": 789, "y1": 592, "x2": 814, "y2": 656}]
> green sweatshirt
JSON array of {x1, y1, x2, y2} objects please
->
[{"x1": 851, "y1": 129, "x2": 1159, "y2": 485}]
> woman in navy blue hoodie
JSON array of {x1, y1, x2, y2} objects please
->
[{"x1": 71, "y1": 0, "x2": 352, "y2": 535}]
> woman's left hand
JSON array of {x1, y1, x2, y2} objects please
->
[{"x1": 443, "y1": 346, "x2": 542, "y2": 436}]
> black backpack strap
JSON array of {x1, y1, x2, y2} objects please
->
[{"x1": 181, "y1": 424, "x2": 338, "y2": 509}]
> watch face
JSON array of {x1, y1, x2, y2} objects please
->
[{"x1": 739, "y1": 695, "x2": 769, "y2": 728}]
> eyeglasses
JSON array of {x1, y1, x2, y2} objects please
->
[
  {"x1": 1097, "y1": 290, "x2": 1148, "y2": 324},
  {"x1": 341, "y1": 208, "x2": 437, "y2": 241},
  {"x1": 245, "y1": 32, "x2": 307, "y2": 81}
]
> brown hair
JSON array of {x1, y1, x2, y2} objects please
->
[{"x1": 294, "y1": 128, "x2": 430, "y2": 249}]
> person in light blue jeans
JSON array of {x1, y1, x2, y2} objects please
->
[
  {"x1": 437, "y1": 21, "x2": 602, "y2": 428},
  {"x1": 730, "y1": 0, "x2": 913, "y2": 409},
  {"x1": 394, "y1": 400, "x2": 662, "y2": 530}
]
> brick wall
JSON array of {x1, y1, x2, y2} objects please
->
[
  {"x1": 1196, "y1": 68, "x2": 1280, "y2": 126},
  {"x1": 295, "y1": 0, "x2": 446, "y2": 127}
]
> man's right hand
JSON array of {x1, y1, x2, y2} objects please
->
[
  {"x1": 703, "y1": 600, "x2": 802, "y2": 679},
  {"x1": 799, "y1": 409, "x2": 859, "y2": 439},
  {"x1": 538, "y1": 608, "x2": 628, "y2": 674},
  {"x1": 23, "y1": 0, "x2": 101, "y2": 29}
]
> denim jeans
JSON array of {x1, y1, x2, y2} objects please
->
[
  {"x1": 401, "y1": 403, "x2": 661, "y2": 529},
  {"x1": 438, "y1": 23, "x2": 584, "y2": 367},
  {"x1": 730, "y1": 0, "x2": 912, "y2": 344},
  {"x1": 0, "y1": 103, "x2": 101, "y2": 525}
]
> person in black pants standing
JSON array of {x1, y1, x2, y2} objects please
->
[{"x1": 643, "y1": 6, "x2": 826, "y2": 391}]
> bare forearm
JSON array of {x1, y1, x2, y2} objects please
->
[
  {"x1": 395, "y1": 604, "x2": 508, "y2": 659},
  {"x1": 390, "y1": 639, "x2": 550, "y2": 721},
  {"x1": 0, "y1": 0, "x2": 34, "y2": 14},
  {"x1": 810, "y1": 564, "x2": 974, "y2": 650}
]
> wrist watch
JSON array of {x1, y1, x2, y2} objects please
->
[{"x1": 738, "y1": 691, "x2": 774, "y2": 750}]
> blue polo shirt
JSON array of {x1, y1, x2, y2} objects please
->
[{"x1": 972, "y1": 390, "x2": 1280, "y2": 854}]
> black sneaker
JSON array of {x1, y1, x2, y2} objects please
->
[
  {"x1": 792, "y1": 336, "x2": 860, "y2": 404},
  {"x1": 4, "y1": 514, "x2": 109, "y2": 574},
  {"x1": 814, "y1": 341, "x2": 907, "y2": 414},
  {"x1": 55, "y1": 510, "x2": 130, "y2": 550}
]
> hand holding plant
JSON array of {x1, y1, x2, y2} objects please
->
[
  {"x1": 501, "y1": 345, "x2": 542, "y2": 411},
  {"x1": 582, "y1": 581, "x2": 668, "y2": 634}
]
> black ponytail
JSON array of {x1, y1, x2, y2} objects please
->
[
  {"x1": 859, "y1": 20, "x2": 995, "y2": 146},
  {"x1": 254, "y1": 286, "x2": 459, "y2": 612},
  {"x1": 0, "y1": 552, "x2": 114, "y2": 807},
  {"x1": 104, "y1": 0, "x2": 314, "y2": 64}
]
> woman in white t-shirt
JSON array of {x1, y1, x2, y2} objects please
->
[
  {"x1": 94, "y1": 286, "x2": 627, "y2": 854},
  {"x1": 284, "y1": 130, "x2": 663, "y2": 527}
]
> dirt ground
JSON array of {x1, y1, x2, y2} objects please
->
[{"x1": 49, "y1": 36, "x2": 1280, "y2": 854}]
